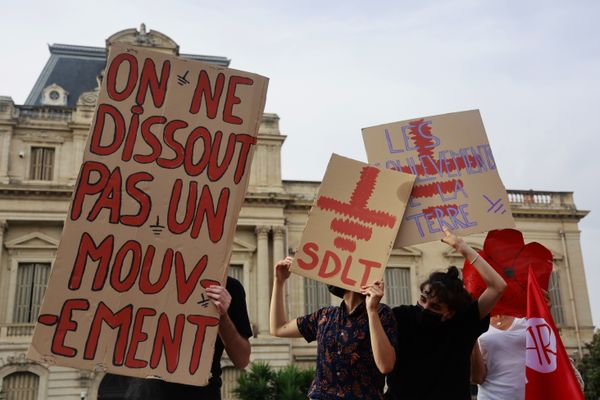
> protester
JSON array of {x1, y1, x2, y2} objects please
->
[
  {"x1": 470, "y1": 315, "x2": 527, "y2": 399},
  {"x1": 124, "y1": 277, "x2": 252, "y2": 400},
  {"x1": 471, "y1": 304, "x2": 585, "y2": 399},
  {"x1": 383, "y1": 226, "x2": 507, "y2": 400},
  {"x1": 269, "y1": 256, "x2": 397, "y2": 399}
]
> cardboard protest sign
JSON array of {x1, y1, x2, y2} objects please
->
[
  {"x1": 27, "y1": 44, "x2": 268, "y2": 386},
  {"x1": 362, "y1": 110, "x2": 515, "y2": 247},
  {"x1": 290, "y1": 154, "x2": 415, "y2": 292}
]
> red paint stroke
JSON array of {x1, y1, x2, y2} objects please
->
[
  {"x1": 349, "y1": 166, "x2": 378, "y2": 209},
  {"x1": 200, "y1": 279, "x2": 220, "y2": 289},
  {"x1": 38, "y1": 314, "x2": 59, "y2": 326},
  {"x1": 334, "y1": 237, "x2": 356, "y2": 252},
  {"x1": 411, "y1": 179, "x2": 461, "y2": 199},
  {"x1": 330, "y1": 218, "x2": 373, "y2": 240},
  {"x1": 317, "y1": 165, "x2": 397, "y2": 253},
  {"x1": 390, "y1": 118, "x2": 483, "y2": 177},
  {"x1": 409, "y1": 119, "x2": 435, "y2": 159},
  {"x1": 422, "y1": 204, "x2": 460, "y2": 219},
  {"x1": 318, "y1": 197, "x2": 396, "y2": 227}
]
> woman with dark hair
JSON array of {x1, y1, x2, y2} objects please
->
[
  {"x1": 269, "y1": 257, "x2": 397, "y2": 399},
  {"x1": 381, "y1": 227, "x2": 507, "y2": 400}
]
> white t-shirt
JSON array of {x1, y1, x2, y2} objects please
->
[{"x1": 477, "y1": 317, "x2": 526, "y2": 400}]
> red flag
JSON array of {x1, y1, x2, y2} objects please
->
[{"x1": 525, "y1": 268, "x2": 584, "y2": 399}]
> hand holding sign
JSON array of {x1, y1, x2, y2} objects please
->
[
  {"x1": 362, "y1": 110, "x2": 515, "y2": 247},
  {"x1": 28, "y1": 44, "x2": 268, "y2": 386},
  {"x1": 361, "y1": 281, "x2": 385, "y2": 313}
]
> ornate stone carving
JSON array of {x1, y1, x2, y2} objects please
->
[
  {"x1": 78, "y1": 90, "x2": 99, "y2": 107},
  {"x1": 272, "y1": 225, "x2": 286, "y2": 239},
  {"x1": 255, "y1": 225, "x2": 270, "y2": 237},
  {"x1": 6, "y1": 353, "x2": 32, "y2": 370},
  {"x1": 106, "y1": 24, "x2": 179, "y2": 54},
  {"x1": 78, "y1": 370, "x2": 94, "y2": 387}
]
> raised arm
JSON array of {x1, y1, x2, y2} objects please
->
[
  {"x1": 361, "y1": 281, "x2": 396, "y2": 374},
  {"x1": 205, "y1": 285, "x2": 251, "y2": 368},
  {"x1": 441, "y1": 226, "x2": 506, "y2": 318},
  {"x1": 269, "y1": 257, "x2": 302, "y2": 338}
]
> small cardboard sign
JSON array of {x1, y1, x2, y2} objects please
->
[
  {"x1": 27, "y1": 44, "x2": 268, "y2": 386},
  {"x1": 362, "y1": 110, "x2": 515, "y2": 247},
  {"x1": 290, "y1": 154, "x2": 415, "y2": 292}
]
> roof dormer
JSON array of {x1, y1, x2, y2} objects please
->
[{"x1": 41, "y1": 83, "x2": 68, "y2": 106}]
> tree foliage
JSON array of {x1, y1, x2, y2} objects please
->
[
  {"x1": 233, "y1": 362, "x2": 315, "y2": 400},
  {"x1": 579, "y1": 330, "x2": 600, "y2": 399}
]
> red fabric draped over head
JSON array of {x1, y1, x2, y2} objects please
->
[{"x1": 463, "y1": 229, "x2": 553, "y2": 317}]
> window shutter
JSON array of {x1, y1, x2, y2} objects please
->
[
  {"x1": 549, "y1": 270, "x2": 565, "y2": 325},
  {"x1": 304, "y1": 278, "x2": 330, "y2": 313},
  {"x1": 13, "y1": 263, "x2": 50, "y2": 323},
  {"x1": 3, "y1": 371, "x2": 39, "y2": 400},
  {"x1": 228, "y1": 264, "x2": 244, "y2": 283},
  {"x1": 385, "y1": 267, "x2": 411, "y2": 306},
  {"x1": 29, "y1": 147, "x2": 54, "y2": 181}
]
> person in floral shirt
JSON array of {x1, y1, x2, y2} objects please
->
[{"x1": 269, "y1": 257, "x2": 397, "y2": 400}]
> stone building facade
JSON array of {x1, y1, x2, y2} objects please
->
[{"x1": 0, "y1": 26, "x2": 594, "y2": 400}]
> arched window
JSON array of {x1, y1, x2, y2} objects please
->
[{"x1": 2, "y1": 371, "x2": 39, "y2": 400}]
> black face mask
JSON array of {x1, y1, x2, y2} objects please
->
[
  {"x1": 327, "y1": 285, "x2": 346, "y2": 299},
  {"x1": 416, "y1": 302, "x2": 443, "y2": 327}
]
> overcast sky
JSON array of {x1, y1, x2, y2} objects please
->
[{"x1": 1, "y1": 0, "x2": 599, "y2": 327}]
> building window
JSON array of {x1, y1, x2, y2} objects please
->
[
  {"x1": 13, "y1": 263, "x2": 50, "y2": 323},
  {"x1": 29, "y1": 147, "x2": 55, "y2": 181},
  {"x1": 2, "y1": 371, "x2": 39, "y2": 400},
  {"x1": 304, "y1": 278, "x2": 330, "y2": 313},
  {"x1": 549, "y1": 270, "x2": 565, "y2": 325},
  {"x1": 228, "y1": 264, "x2": 244, "y2": 283},
  {"x1": 385, "y1": 267, "x2": 411, "y2": 306}
]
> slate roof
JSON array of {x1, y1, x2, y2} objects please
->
[{"x1": 25, "y1": 44, "x2": 231, "y2": 108}]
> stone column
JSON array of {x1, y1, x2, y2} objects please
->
[
  {"x1": 72, "y1": 131, "x2": 87, "y2": 179},
  {"x1": 255, "y1": 225, "x2": 271, "y2": 335},
  {"x1": 0, "y1": 129, "x2": 12, "y2": 183},
  {"x1": 0, "y1": 219, "x2": 7, "y2": 338},
  {"x1": 272, "y1": 226, "x2": 286, "y2": 263}
]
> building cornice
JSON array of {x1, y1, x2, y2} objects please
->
[{"x1": 0, "y1": 184, "x2": 73, "y2": 198}]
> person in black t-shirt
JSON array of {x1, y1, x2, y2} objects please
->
[
  {"x1": 385, "y1": 227, "x2": 507, "y2": 400},
  {"x1": 123, "y1": 277, "x2": 253, "y2": 400}
]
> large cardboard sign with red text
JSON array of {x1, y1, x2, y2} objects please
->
[
  {"x1": 362, "y1": 110, "x2": 514, "y2": 247},
  {"x1": 27, "y1": 44, "x2": 268, "y2": 386},
  {"x1": 290, "y1": 154, "x2": 415, "y2": 292}
]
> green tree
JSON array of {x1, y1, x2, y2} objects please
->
[
  {"x1": 579, "y1": 330, "x2": 600, "y2": 399},
  {"x1": 232, "y1": 362, "x2": 274, "y2": 400},
  {"x1": 272, "y1": 364, "x2": 315, "y2": 400},
  {"x1": 233, "y1": 362, "x2": 315, "y2": 400}
]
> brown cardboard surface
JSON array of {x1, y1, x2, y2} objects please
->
[
  {"x1": 362, "y1": 110, "x2": 514, "y2": 247},
  {"x1": 290, "y1": 154, "x2": 415, "y2": 292},
  {"x1": 27, "y1": 44, "x2": 268, "y2": 386}
]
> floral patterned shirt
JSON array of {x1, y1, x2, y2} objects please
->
[{"x1": 297, "y1": 301, "x2": 397, "y2": 400}]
